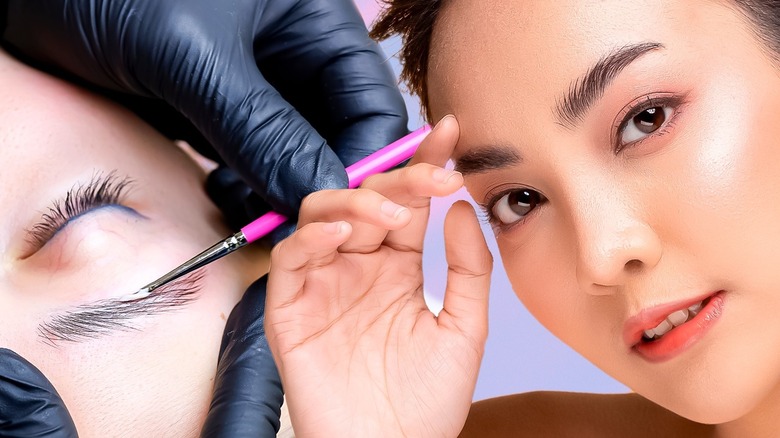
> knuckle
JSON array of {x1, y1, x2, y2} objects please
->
[
  {"x1": 345, "y1": 189, "x2": 374, "y2": 210},
  {"x1": 361, "y1": 172, "x2": 384, "y2": 188},
  {"x1": 300, "y1": 190, "x2": 328, "y2": 213},
  {"x1": 270, "y1": 242, "x2": 286, "y2": 261},
  {"x1": 411, "y1": 162, "x2": 438, "y2": 178}
]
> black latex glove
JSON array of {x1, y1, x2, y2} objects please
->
[
  {"x1": 0, "y1": 348, "x2": 77, "y2": 437},
  {"x1": 0, "y1": 277, "x2": 282, "y2": 437},
  {"x1": 201, "y1": 275, "x2": 283, "y2": 438},
  {"x1": 2, "y1": 0, "x2": 409, "y2": 224}
]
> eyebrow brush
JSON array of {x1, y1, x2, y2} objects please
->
[{"x1": 123, "y1": 126, "x2": 432, "y2": 300}]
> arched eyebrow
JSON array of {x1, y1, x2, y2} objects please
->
[
  {"x1": 555, "y1": 41, "x2": 664, "y2": 127},
  {"x1": 453, "y1": 43, "x2": 663, "y2": 176}
]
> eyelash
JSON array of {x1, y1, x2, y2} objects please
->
[
  {"x1": 614, "y1": 93, "x2": 684, "y2": 153},
  {"x1": 26, "y1": 171, "x2": 134, "y2": 250},
  {"x1": 479, "y1": 186, "x2": 547, "y2": 235},
  {"x1": 38, "y1": 271, "x2": 204, "y2": 346},
  {"x1": 481, "y1": 93, "x2": 684, "y2": 233}
]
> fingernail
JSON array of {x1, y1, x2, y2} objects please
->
[
  {"x1": 433, "y1": 168, "x2": 461, "y2": 184},
  {"x1": 381, "y1": 201, "x2": 407, "y2": 219},
  {"x1": 323, "y1": 221, "x2": 346, "y2": 234},
  {"x1": 432, "y1": 114, "x2": 454, "y2": 132}
]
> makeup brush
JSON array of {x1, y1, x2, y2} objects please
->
[{"x1": 121, "y1": 126, "x2": 432, "y2": 301}]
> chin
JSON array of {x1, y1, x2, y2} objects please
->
[{"x1": 636, "y1": 365, "x2": 773, "y2": 425}]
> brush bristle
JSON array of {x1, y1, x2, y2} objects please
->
[{"x1": 117, "y1": 287, "x2": 152, "y2": 302}]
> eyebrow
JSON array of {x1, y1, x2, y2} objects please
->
[
  {"x1": 453, "y1": 43, "x2": 664, "y2": 176},
  {"x1": 554, "y1": 42, "x2": 664, "y2": 127},
  {"x1": 454, "y1": 145, "x2": 523, "y2": 176},
  {"x1": 37, "y1": 271, "x2": 204, "y2": 347}
]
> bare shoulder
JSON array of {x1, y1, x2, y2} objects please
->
[{"x1": 459, "y1": 391, "x2": 713, "y2": 437}]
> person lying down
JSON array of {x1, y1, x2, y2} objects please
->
[{"x1": 0, "y1": 46, "x2": 291, "y2": 436}]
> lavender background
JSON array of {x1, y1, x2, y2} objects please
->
[{"x1": 354, "y1": 0, "x2": 627, "y2": 400}]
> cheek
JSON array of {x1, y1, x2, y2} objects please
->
[
  {"x1": 497, "y1": 228, "x2": 581, "y2": 339},
  {"x1": 495, "y1": 217, "x2": 618, "y2": 366},
  {"x1": 663, "y1": 79, "x2": 780, "y2": 281}
]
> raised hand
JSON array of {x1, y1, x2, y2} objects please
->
[{"x1": 266, "y1": 116, "x2": 493, "y2": 437}]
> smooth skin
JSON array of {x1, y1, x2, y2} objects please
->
[
  {"x1": 266, "y1": 117, "x2": 492, "y2": 438},
  {"x1": 427, "y1": 0, "x2": 780, "y2": 436},
  {"x1": 266, "y1": 118, "x2": 707, "y2": 437},
  {"x1": 269, "y1": 0, "x2": 780, "y2": 436}
]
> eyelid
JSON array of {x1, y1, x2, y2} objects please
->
[
  {"x1": 479, "y1": 184, "x2": 546, "y2": 234},
  {"x1": 24, "y1": 171, "x2": 135, "y2": 254},
  {"x1": 612, "y1": 92, "x2": 686, "y2": 153}
]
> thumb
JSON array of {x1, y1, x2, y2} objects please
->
[
  {"x1": 440, "y1": 201, "x2": 493, "y2": 345},
  {"x1": 0, "y1": 348, "x2": 78, "y2": 437}
]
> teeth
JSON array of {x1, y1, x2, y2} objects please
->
[
  {"x1": 651, "y1": 319, "x2": 673, "y2": 337},
  {"x1": 642, "y1": 300, "x2": 704, "y2": 341},
  {"x1": 667, "y1": 309, "x2": 689, "y2": 326}
]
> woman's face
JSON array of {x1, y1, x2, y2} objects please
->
[
  {"x1": 429, "y1": 0, "x2": 780, "y2": 425},
  {"x1": 0, "y1": 51, "x2": 267, "y2": 436}
]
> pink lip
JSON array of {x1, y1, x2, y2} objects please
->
[
  {"x1": 623, "y1": 291, "x2": 720, "y2": 348},
  {"x1": 624, "y1": 290, "x2": 726, "y2": 363}
]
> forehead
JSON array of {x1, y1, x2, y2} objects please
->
[
  {"x1": 0, "y1": 54, "x2": 198, "y2": 183},
  {"x1": 426, "y1": 0, "x2": 748, "y2": 126}
]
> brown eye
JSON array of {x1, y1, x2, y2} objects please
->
[
  {"x1": 634, "y1": 107, "x2": 665, "y2": 133},
  {"x1": 491, "y1": 189, "x2": 544, "y2": 225},
  {"x1": 620, "y1": 105, "x2": 672, "y2": 144}
]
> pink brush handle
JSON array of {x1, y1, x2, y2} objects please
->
[{"x1": 240, "y1": 125, "x2": 433, "y2": 242}]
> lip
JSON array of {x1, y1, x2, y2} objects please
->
[
  {"x1": 624, "y1": 291, "x2": 725, "y2": 363},
  {"x1": 623, "y1": 291, "x2": 721, "y2": 348}
]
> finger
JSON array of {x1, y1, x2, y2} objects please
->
[
  {"x1": 375, "y1": 115, "x2": 461, "y2": 251},
  {"x1": 205, "y1": 167, "x2": 255, "y2": 231},
  {"x1": 0, "y1": 348, "x2": 78, "y2": 436},
  {"x1": 297, "y1": 188, "x2": 411, "y2": 254},
  {"x1": 408, "y1": 115, "x2": 460, "y2": 168},
  {"x1": 356, "y1": 115, "x2": 460, "y2": 252},
  {"x1": 361, "y1": 163, "x2": 463, "y2": 252},
  {"x1": 439, "y1": 201, "x2": 493, "y2": 347},
  {"x1": 162, "y1": 43, "x2": 346, "y2": 218},
  {"x1": 253, "y1": 0, "x2": 409, "y2": 165},
  {"x1": 268, "y1": 221, "x2": 352, "y2": 308}
]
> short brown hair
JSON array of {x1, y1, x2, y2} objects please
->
[{"x1": 370, "y1": 0, "x2": 444, "y2": 121}]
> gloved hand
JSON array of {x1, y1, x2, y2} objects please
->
[
  {"x1": 0, "y1": 349, "x2": 77, "y2": 437},
  {"x1": 200, "y1": 275, "x2": 283, "y2": 438},
  {"x1": 0, "y1": 276, "x2": 282, "y2": 437},
  {"x1": 2, "y1": 0, "x2": 409, "y2": 225}
]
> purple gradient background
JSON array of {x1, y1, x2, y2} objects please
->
[{"x1": 355, "y1": 1, "x2": 627, "y2": 400}]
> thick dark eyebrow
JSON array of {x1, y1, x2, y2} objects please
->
[
  {"x1": 454, "y1": 145, "x2": 522, "y2": 176},
  {"x1": 37, "y1": 272, "x2": 204, "y2": 347},
  {"x1": 555, "y1": 42, "x2": 664, "y2": 127}
]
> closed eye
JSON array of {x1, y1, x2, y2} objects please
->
[{"x1": 25, "y1": 171, "x2": 136, "y2": 252}]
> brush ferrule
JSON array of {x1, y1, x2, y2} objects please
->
[{"x1": 140, "y1": 231, "x2": 247, "y2": 294}]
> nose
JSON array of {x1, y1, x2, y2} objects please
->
[{"x1": 573, "y1": 200, "x2": 662, "y2": 295}]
